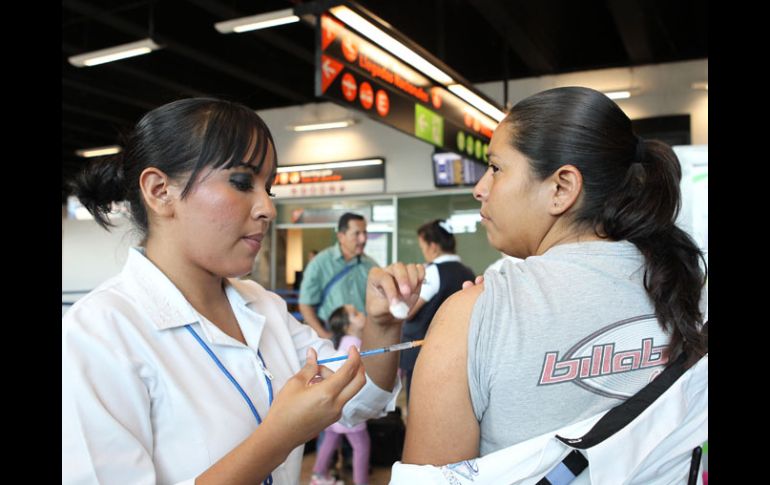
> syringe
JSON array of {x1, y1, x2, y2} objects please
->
[{"x1": 317, "y1": 340, "x2": 424, "y2": 365}]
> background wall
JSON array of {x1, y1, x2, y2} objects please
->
[
  {"x1": 478, "y1": 59, "x2": 708, "y2": 145},
  {"x1": 62, "y1": 216, "x2": 138, "y2": 292}
]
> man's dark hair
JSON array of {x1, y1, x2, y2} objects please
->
[{"x1": 337, "y1": 212, "x2": 366, "y2": 233}]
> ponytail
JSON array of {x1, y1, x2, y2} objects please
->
[{"x1": 600, "y1": 139, "x2": 707, "y2": 366}]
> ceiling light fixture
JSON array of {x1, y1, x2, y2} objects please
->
[
  {"x1": 330, "y1": 6, "x2": 455, "y2": 85},
  {"x1": 448, "y1": 84, "x2": 506, "y2": 121},
  {"x1": 215, "y1": 8, "x2": 299, "y2": 33},
  {"x1": 75, "y1": 145, "x2": 122, "y2": 158},
  {"x1": 288, "y1": 119, "x2": 357, "y2": 132},
  {"x1": 603, "y1": 88, "x2": 640, "y2": 100},
  {"x1": 691, "y1": 81, "x2": 708, "y2": 91},
  {"x1": 277, "y1": 158, "x2": 383, "y2": 173},
  {"x1": 604, "y1": 90, "x2": 631, "y2": 100},
  {"x1": 68, "y1": 38, "x2": 161, "y2": 67}
]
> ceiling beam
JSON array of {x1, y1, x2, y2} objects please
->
[
  {"x1": 62, "y1": 122, "x2": 118, "y2": 140},
  {"x1": 63, "y1": 42, "x2": 208, "y2": 98},
  {"x1": 62, "y1": 134, "x2": 115, "y2": 150},
  {"x1": 185, "y1": 0, "x2": 315, "y2": 65},
  {"x1": 606, "y1": 0, "x2": 654, "y2": 64},
  {"x1": 63, "y1": 103, "x2": 134, "y2": 126},
  {"x1": 468, "y1": 0, "x2": 557, "y2": 74},
  {"x1": 63, "y1": 78, "x2": 157, "y2": 111},
  {"x1": 63, "y1": 0, "x2": 310, "y2": 104}
]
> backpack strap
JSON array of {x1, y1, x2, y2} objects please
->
[
  {"x1": 535, "y1": 450, "x2": 588, "y2": 485},
  {"x1": 558, "y1": 350, "x2": 688, "y2": 450}
]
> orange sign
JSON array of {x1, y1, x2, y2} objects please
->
[
  {"x1": 431, "y1": 87, "x2": 442, "y2": 109},
  {"x1": 320, "y1": 55, "x2": 343, "y2": 93},
  {"x1": 359, "y1": 82, "x2": 374, "y2": 109},
  {"x1": 321, "y1": 15, "x2": 341, "y2": 51},
  {"x1": 342, "y1": 72, "x2": 358, "y2": 101},
  {"x1": 376, "y1": 89, "x2": 390, "y2": 117},
  {"x1": 342, "y1": 37, "x2": 358, "y2": 62},
  {"x1": 316, "y1": 12, "x2": 496, "y2": 164}
]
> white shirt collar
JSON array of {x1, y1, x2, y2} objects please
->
[
  {"x1": 432, "y1": 254, "x2": 461, "y2": 264},
  {"x1": 121, "y1": 247, "x2": 259, "y2": 336}
]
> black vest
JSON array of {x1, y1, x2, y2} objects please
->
[{"x1": 399, "y1": 260, "x2": 476, "y2": 371}]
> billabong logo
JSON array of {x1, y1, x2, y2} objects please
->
[{"x1": 538, "y1": 315, "x2": 669, "y2": 398}]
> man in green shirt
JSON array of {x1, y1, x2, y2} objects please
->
[{"x1": 298, "y1": 213, "x2": 379, "y2": 339}]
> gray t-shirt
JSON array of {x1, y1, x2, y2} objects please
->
[{"x1": 468, "y1": 240, "x2": 672, "y2": 455}]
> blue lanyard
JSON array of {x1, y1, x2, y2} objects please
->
[{"x1": 185, "y1": 324, "x2": 274, "y2": 485}]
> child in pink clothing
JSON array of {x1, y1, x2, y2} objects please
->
[{"x1": 310, "y1": 305, "x2": 370, "y2": 485}]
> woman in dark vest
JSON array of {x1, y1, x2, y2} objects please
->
[{"x1": 399, "y1": 219, "x2": 475, "y2": 403}]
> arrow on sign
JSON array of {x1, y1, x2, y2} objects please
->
[
  {"x1": 417, "y1": 113, "x2": 429, "y2": 133},
  {"x1": 320, "y1": 55, "x2": 343, "y2": 93}
]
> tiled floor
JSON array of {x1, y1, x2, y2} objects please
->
[{"x1": 299, "y1": 376, "x2": 409, "y2": 485}]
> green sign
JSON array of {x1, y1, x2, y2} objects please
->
[{"x1": 414, "y1": 104, "x2": 444, "y2": 146}]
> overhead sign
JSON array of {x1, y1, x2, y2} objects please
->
[
  {"x1": 272, "y1": 158, "x2": 385, "y2": 198},
  {"x1": 316, "y1": 13, "x2": 495, "y2": 163}
]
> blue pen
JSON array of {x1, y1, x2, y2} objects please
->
[{"x1": 317, "y1": 340, "x2": 424, "y2": 365}]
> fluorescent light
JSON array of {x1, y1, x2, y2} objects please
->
[
  {"x1": 75, "y1": 145, "x2": 122, "y2": 158},
  {"x1": 277, "y1": 159, "x2": 383, "y2": 173},
  {"x1": 68, "y1": 39, "x2": 161, "y2": 67},
  {"x1": 602, "y1": 88, "x2": 640, "y2": 100},
  {"x1": 327, "y1": 5, "x2": 505, "y2": 126},
  {"x1": 288, "y1": 120, "x2": 357, "y2": 132},
  {"x1": 604, "y1": 90, "x2": 631, "y2": 100},
  {"x1": 691, "y1": 82, "x2": 708, "y2": 91},
  {"x1": 215, "y1": 8, "x2": 299, "y2": 33},
  {"x1": 448, "y1": 84, "x2": 506, "y2": 121},
  {"x1": 330, "y1": 6, "x2": 455, "y2": 85}
]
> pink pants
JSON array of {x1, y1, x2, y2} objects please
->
[{"x1": 312, "y1": 428, "x2": 371, "y2": 485}]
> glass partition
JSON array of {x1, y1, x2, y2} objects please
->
[
  {"x1": 397, "y1": 192, "x2": 499, "y2": 274},
  {"x1": 257, "y1": 197, "x2": 396, "y2": 290}
]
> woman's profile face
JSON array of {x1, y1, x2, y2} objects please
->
[
  {"x1": 473, "y1": 123, "x2": 553, "y2": 258},
  {"x1": 417, "y1": 236, "x2": 432, "y2": 262},
  {"x1": 167, "y1": 140, "x2": 277, "y2": 279}
]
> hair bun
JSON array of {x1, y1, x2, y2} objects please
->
[{"x1": 437, "y1": 220, "x2": 453, "y2": 234}]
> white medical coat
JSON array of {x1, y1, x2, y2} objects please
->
[{"x1": 62, "y1": 248, "x2": 400, "y2": 484}]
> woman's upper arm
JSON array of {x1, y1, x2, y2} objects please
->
[{"x1": 402, "y1": 284, "x2": 483, "y2": 465}]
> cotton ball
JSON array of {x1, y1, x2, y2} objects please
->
[{"x1": 389, "y1": 300, "x2": 409, "y2": 319}]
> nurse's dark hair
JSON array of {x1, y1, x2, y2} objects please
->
[
  {"x1": 70, "y1": 97, "x2": 277, "y2": 239},
  {"x1": 417, "y1": 219, "x2": 456, "y2": 253},
  {"x1": 503, "y1": 86, "x2": 707, "y2": 367}
]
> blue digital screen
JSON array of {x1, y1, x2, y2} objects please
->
[{"x1": 432, "y1": 151, "x2": 487, "y2": 187}]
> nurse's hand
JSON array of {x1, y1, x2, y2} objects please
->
[
  {"x1": 366, "y1": 263, "x2": 425, "y2": 327},
  {"x1": 263, "y1": 347, "x2": 365, "y2": 447}
]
